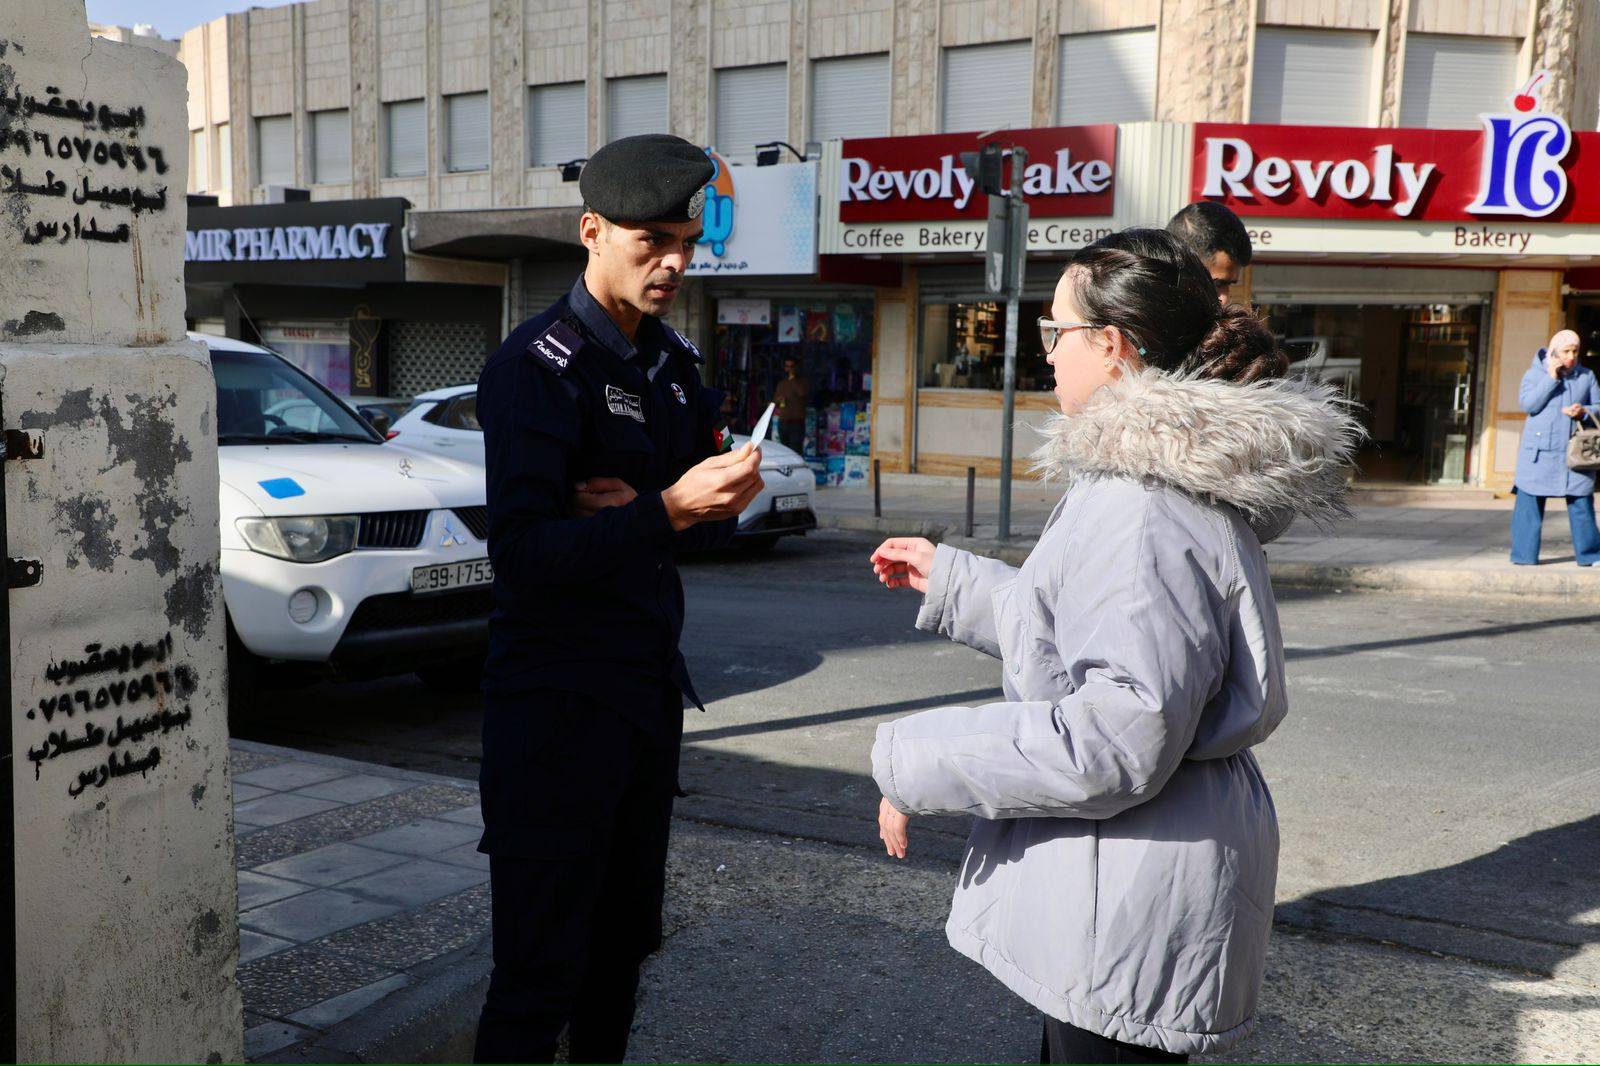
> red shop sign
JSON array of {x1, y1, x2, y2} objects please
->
[
  {"x1": 1193, "y1": 108, "x2": 1600, "y2": 225},
  {"x1": 839, "y1": 125, "x2": 1117, "y2": 222}
]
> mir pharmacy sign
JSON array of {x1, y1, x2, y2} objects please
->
[
  {"x1": 834, "y1": 125, "x2": 1117, "y2": 253},
  {"x1": 184, "y1": 197, "x2": 408, "y2": 285},
  {"x1": 1192, "y1": 82, "x2": 1600, "y2": 242}
]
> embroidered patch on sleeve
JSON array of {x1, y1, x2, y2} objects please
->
[{"x1": 528, "y1": 321, "x2": 583, "y2": 374}]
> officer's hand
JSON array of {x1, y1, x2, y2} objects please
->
[
  {"x1": 661, "y1": 443, "x2": 765, "y2": 531},
  {"x1": 572, "y1": 477, "x2": 638, "y2": 517}
]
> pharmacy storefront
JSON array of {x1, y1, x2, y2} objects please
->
[
  {"x1": 822, "y1": 107, "x2": 1600, "y2": 489},
  {"x1": 184, "y1": 197, "x2": 503, "y2": 398}
]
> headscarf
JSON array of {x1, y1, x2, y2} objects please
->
[{"x1": 1547, "y1": 329, "x2": 1581, "y2": 358}]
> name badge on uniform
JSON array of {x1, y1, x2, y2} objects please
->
[{"x1": 606, "y1": 384, "x2": 646, "y2": 423}]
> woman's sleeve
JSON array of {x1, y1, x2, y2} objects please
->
[
  {"x1": 1521, "y1": 363, "x2": 1562, "y2": 415},
  {"x1": 873, "y1": 505, "x2": 1226, "y2": 820},
  {"x1": 1584, "y1": 374, "x2": 1600, "y2": 421},
  {"x1": 913, "y1": 544, "x2": 1018, "y2": 659}
]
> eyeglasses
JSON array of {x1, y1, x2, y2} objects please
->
[{"x1": 1038, "y1": 317, "x2": 1102, "y2": 355}]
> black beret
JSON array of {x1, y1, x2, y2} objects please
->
[{"x1": 580, "y1": 134, "x2": 714, "y2": 223}]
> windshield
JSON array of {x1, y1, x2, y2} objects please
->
[{"x1": 213, "y1": 347, "x2": 382, "y2": 446}]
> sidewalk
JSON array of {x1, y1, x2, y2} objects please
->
[
  {"x1": 232, "y1": 741, "x2": 490, "y2": 1063},
  {"x1": 813, "y1": 474, "x2": 1600, "y2": 599}
]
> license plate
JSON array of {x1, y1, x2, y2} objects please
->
[
  {"x1": 774, "y1": 494, "x2": 808, "y2": 513},
  {"x1": 411, "y1": 558, "x2": 494, "y2": 595}
]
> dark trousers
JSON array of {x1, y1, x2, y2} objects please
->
[
  {"x1": 1041, "y1": 1016, "x2": 1189, "y2": 1065},
  {"x1": 778, "y1": 419, "x2": 805, "y2": 455},
  {"x1": 473, "y1": 690, "x2": 680, "y2": 1064},
  {"x1": 1509, "y1": 489, "x2": 1600, "y2": 565}
]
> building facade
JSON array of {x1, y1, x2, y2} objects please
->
[{"x1": 177, "y1": 0, "x2": 1600, "y2": 488}]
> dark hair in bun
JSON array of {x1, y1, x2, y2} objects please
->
[{"x1": 1065, "y1": 228, "x2": 1288, "y2": 385}]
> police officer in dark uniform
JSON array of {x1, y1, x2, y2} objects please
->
[{"x1": 473, "y1": 134, "x2": 765, "y2": 1064}]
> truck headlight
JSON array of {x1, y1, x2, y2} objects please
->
[{"x1": 236, "y1": 516, "x2": 359, "y2": 563}]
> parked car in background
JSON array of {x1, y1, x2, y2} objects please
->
[
  {"x1": 345, "y1": 396, "x2": 413, "y2": 437},
  {"x1": 389, "y1": 383, "x2": 817, "y2": 548},
  {"x1": 200, "y1": 334, "x2": 492, "y2": 693}
]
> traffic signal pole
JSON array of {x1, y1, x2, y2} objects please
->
[{"x1": 998, "y1": 147, "x2": 1027, "y2": 541}]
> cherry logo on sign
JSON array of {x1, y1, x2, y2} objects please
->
[{"x1": 1513, "y1": 72, "x2": 1547, "y2": 113}]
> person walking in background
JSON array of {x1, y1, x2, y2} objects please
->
[
  {"x1": 1511, "y1": 329, "x2": 1600, "y2": 566},
  {"x1": 773, "y1": 355, "x2": 809, "y2": 453},
  {"x1": 867, "y1": 229, "x2": 1361, "y2": 1063},
  {"x1": 1167, "y1": 200, "x2": 1253, "y2": 305}
]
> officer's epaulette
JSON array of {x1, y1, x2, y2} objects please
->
[
  {"x1": 526, "y1": 319, "x2": 585, "y2": 375},
  {"x1": 666, "y1": 325, "x2": 704, "y2": 364}
]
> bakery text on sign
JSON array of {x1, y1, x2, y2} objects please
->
[{"x1": 1194, "y1": 76, "x2": 1595, "y2": 224}]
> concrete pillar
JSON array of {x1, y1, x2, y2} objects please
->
[
  {"x1": 670, "y1": 0, "x2": 711, "y2": 145},
  {"x1": 489, "y1": 0, "x2": 527, "y2": 206},
  {"x1": 1, "y1": 3, "x2": 239, "y2": 1060},
  {"x1": 1154, "y1": 0, "x2": 1252, "y2": 123},
  {"x1": 890, "y1": 0, "x2": 940, "y2": 135},
  {"x1": 1528, "y1": 0, "x2": 1600, "y2": 129},
  {"x1": 349, "y1": 0, "x2": 382, "y2": 197},
  {"x1": 1374, "y1": 0, "x2": 1410, "y2": 127}
]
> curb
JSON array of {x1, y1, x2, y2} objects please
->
[{"x1": 816, "y1": 513, "x2": 1599, "y2": 600}]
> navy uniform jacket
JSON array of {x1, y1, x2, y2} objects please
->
[{"x1": 477, "y1": 275, "x2": 734, "y2": 736}]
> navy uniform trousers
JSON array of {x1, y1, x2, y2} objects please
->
[{"x1": 473, "y1": 688, "x2": 681, "y2": 1064}]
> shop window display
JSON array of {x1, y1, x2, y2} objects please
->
[
  {"x1": 918, "y1": 299, "x2": 1055, "y2": 391},
  {"x1": 711, "y1": 300, "x2": 875, "y2": 488},
  {"x1": 1264, "y1": 302, "x2": 1482, "y2": 484}
]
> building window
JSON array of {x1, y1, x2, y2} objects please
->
[
  {"x1": 528, "y1": 82, "x2": 587, "y2": 166},
  {"x1": 1058, "y1": 29, "x2": 1156, "y2": 123},
  {"x1": 189, "y1": 128, "x2": 208, "y2": 192},
  {"x1": 714, "y1": 64, "x2": 788, "y2": 164},
  {"x1": 919, "y1": 298, "x2": 1053, "y2": 392},
  {"x1": 1251, "y1": 28, "x2": 1374, "y2": 126},
  {"x1": 255, "y1": 114, "x2": 294, "y2": 186},
  {"x1": 606, "y1": 74, "x2": 668, "y2": 143},
  {"x1": 445, "y1": 91, "x2": 490, "y2": 173},
  {"x1": 217, "y1": 122, "x2": 231, "y2": 189},
  {"x1": 311, "y1": 108, "x2": 351, "y2": 184},
  {"x1": 385, "y1": 99, "x2": 427, "y2": 178},
  {"x1": 1400, "y1": 34, "x2": 1519, "y2": 129},
  {"x1": 810, "y1": 54, "x2": 890, "y2": 142},
  {"x1": 942, "y1": 41, "x2": 1032, "y2": 134}
]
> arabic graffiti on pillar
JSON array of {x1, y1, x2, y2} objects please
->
[
  {"x1": 22, "y1": 630, "x2": 198, "y2": 798},
  {"x1": 0, "y1": 72, "x2": 170, "y2": 250}
]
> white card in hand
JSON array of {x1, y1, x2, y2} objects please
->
[{"x1": 748, "y1": 402, "x2": 776, "y2": 446}]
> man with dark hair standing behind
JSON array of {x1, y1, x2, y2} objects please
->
[
  {"x1": 773, "y1": 355, "x2": 810, "y2": 454},
  {"x1": 1167, "y1": 200, "x2": 1253, "y2": 305},
  {"x1": 472, "y1": 133, "x2": 764, "y2": 1064}
]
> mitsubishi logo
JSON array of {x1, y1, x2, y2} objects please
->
[
  {"x1": 439, "y1": 516, "x2": 468, "y2": 547},
  {"x1": 398, "y1": 457, "x2": 413, "y2": 478}
]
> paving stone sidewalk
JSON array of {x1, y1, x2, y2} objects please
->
[
  {"x1": 231, "y1": 741, "x2": 490, "y2": 1062},
  {"x1": 813, "y1": 475, "x2": 1600, "y2": 598}
]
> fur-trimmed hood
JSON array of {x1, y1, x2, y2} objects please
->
[{"x1": 1031, "y1": 369, "x2": 1365, "y2": 530}]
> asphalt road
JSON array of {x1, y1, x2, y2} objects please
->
[{"x1": 233, "y1": 530, "x2": 1600, "y2": 1062}]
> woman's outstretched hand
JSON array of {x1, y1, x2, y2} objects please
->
[
  {"x1": 871, "y1": 537, "x2": 936, "y2": 593},
  {"x1": 878, "y1": 796, "x2": 910, "y2": 859}
]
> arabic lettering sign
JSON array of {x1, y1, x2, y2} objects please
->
[
  {"x1": 1192, "y1": 87, "x2": 1600, "y2": 224},
  {"x1": 686, "y1": 156, "x2": 817, "y2": 276}
]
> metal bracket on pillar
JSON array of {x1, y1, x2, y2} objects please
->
[
  {"x1": 5, "y1": 558, "x2": 41, "y2": 589},
  {"x1": 1, "y1": 429, "x2": 43, "y2": 462}
]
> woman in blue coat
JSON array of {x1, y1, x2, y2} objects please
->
[{"x1": 1512, "y1": 329, "x2": 1600, "y2": 565}]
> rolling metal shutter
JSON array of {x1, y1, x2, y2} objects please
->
[
  {"x1": 311, "y1": 109, "x2": 351, "y2": 184},
  {"x1": 714, "y1": 64, "x2": 788, "y2": 163},
  {"x1": 1400, "y1": 34, "x2": 1519, "y2": 129},
  {"x1": 606, "y1": 75, "x2": 668, "y2": 143},
  {"x1": 529, "y1": 82, "x2": 587, "y2": 166},
  {"x1": 1058, "y1": 29, "x2": 1156, "y2": 123},
  {"x1": 386, "y1": 99, "x2": 427, "y2": 178},
  {"x1": 1251, "y1": 28, "x2": 1374, "y2": 127},
  {"x1": 255, "y1": 114, "x2": 294, "y2": 186},
  {"x1": 811, "y1": 54, "x2": 890, "y2": 142},
  {"x1": 388, "y1": 321, "x2": 492, "y2": 398},
  {"x1": 941, "y1": 41, "x2": 1032, "y2": 134},
  {"x1": 446, "y1": 92, "x2": 490, "y2": 172}
]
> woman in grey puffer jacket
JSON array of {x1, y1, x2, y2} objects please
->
[{"x1": 869, "y1": 230, "x2": 1362, "y2": 1063}]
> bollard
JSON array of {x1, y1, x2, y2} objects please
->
[
  {"x1": 965, "y1": 467, "x2": 976, "y2": 538},
  {"x1": 873, "y1": 459, "x2": 882, "y2": 518}
]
